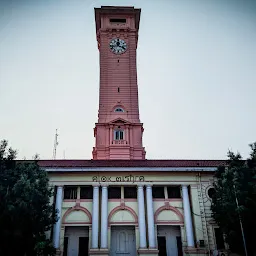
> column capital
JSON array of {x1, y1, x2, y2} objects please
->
[
  {"x1": 101, "y1": 184, "x2": 109, "y2": 188},
  {"x1": 92, "y1": 184, "x2": 100, "y2": 187},
  {"x1": 146, "y1": 183, "x2": 153, "y2": 188}
]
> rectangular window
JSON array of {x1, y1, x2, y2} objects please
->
[
  {"x1": 110, "y1": 18, "x2": 126, "y2": 23},
  {"x1": 214, "y1": 228, "x2": 225, "y2": 249},
  {"x1": 108, "y1": 187, "x2": 121, "y2": 199},
  {"x1": 152, "y1": 186, "x2": 165, "y2": 199},
  {"x1": 64, "y1": 186, "x2": 77, "y2": 199},
  {"x1": 80, "y1": 186, "x2": 93, "y2": 199},
  {"x1": 167, "y1": 186, "x2": 181, "y2": 198},
  {"x1": 114, "y1": 130, "x2": 124, "y2": 140},
  {"x1": 124, "y1": 187, "x2": 137, "y2": 198}
]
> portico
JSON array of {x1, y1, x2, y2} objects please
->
[{"x1": 51, "y1": 175, "x2": 199, "y2": 256}]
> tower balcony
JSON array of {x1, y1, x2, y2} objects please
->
[{"x1": 112, "y1": 140, "x2": 128, "y2": 145}]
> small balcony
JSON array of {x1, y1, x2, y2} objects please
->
[{"x1": 112, "y1": 140, "x2": 128, "y2": 145}]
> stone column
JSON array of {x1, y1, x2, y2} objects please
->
[
  {"x1": 137, "y1": 185, "x2": 147, "y2": 248},
  {"x1": 92, "y1": 185, "x2": 100, "y2": 248},
  {"x1": 146, "y1": 184, "x2": 156, "y2": 248},
  {"x1": 182, "y1": 185, "x2": 195, "y2": 247},
  {"x1": 101, "y1": 186, "x2": 108, "y2": 249},
  {"x1": 53, "y1": 186, "x2": 63, "y2": 249}
]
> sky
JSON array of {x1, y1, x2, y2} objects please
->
[{"x1": 0, "y1": 0, "x2": 256, "y2": 160}]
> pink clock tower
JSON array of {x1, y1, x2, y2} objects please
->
[{"x1": 92, "y1": 6, "x2": 146, "y2": 160}]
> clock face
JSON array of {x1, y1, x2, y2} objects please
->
[{"x1": 109, "y1": 38, "x2": 127, "y2": 54}]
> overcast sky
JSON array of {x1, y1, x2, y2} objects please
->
[{"x1": 0, "y1": 0, "x2": 256, "y2": 160}]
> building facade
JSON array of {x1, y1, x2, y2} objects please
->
[{"x1": 42, "y1": 6, "x2": 227, "y2": 256}]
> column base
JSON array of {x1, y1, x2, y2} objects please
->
[
  {"x1": 55, "y1": 249, "x2": 61, "y2": 256},
  {"x1": 89, "y1": 248, "x2": 109, "y2": 256},
  {"x1": 184, "y1": 247, "x2": 209, "y2": 255},
  {"x1": 138, "y1": 248, "x2": 159, "y2": 256}
]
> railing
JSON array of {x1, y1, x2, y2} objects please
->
[{"x1": 112, "y1": 140, "x2": 127, "y2": 145}]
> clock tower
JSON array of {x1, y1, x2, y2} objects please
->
[{"x1": 92, "y1": 6, "x2": 146, "y2": 160}]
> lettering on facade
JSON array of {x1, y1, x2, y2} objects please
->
[{"x1": 92, "y1": 175, "x2": 145, "y2": 183}]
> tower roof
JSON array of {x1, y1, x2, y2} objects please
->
[{"x1": 94, "y1": 6, "x2": 141, "y2": 33}]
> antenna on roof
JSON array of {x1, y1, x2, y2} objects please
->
[{"x1": 52, "y1": 129, "x2": 59, "y2": 159}]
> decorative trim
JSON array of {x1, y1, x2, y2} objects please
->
[
  {"x1": 154, "y1": 203, "x2": 184, "y2": 223},
  {"x1": 46, "y1": 167, "x2": 217, "y2": 172},
  {"x1": 109, "y1": 221, "x2": 138, "y2": 227},
  {"x1": 89, "y1": 249, "x2": 109, "y2": 255},
  {"x1": 184, "y1": 248, "x2": 208, "y2": 254},
  {"x1": 138, "y1": 249, "x2": 159, "y2": 254},
  {"x1": 108, "y1": 205, "x2": 138, "y2": 226},
  {"x1": 80, "y1": 199, "x2": 93, "y2": 202},
  {"x1": 108, "y1": 199, "x2": 121, "y2": 202},
  {"x1": 120, "y1": 199, "x2": 125, "y2": 209},
  {"x1": 156, "y1": 221, "x2": 184, "y2": 225},
  {"x1": 62, "y1": 222, "x2": 91, "y2": 226},
  {"x1": 153, "y1": 198, "x2": 182, "y2": 202},
  {"x1": 124, "y1": 198, "x2": 137, "y2": 202},
  {"x1": 62, "y1": 205, "x2": 92, "y2": 224}
]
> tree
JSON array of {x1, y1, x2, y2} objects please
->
[
  {"x1": 211, "y1": 143, "x2": 256, "y2": 255},
  {"x1": 0, "y1": 140, "x2": 57, "y2": 256}
]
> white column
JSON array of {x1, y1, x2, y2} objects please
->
[
  {"x1": 92, "y1": 185, "x2": 100, "y2": 248},
  {"x1": 182, "y1": 185, "x2": 195, "y2": 247},
  {"x1": 53, "y1": 186, "x2": 63, "y2": 248},
  {"x1": 137, "y1": 185, "x2": 147, "y2": 248},
  {"x1": 101, "y1": 186, "x2": 108, "y2": 249},
  {"x1": 146, "y1": 184, "x2": 156, "y2": 248}
]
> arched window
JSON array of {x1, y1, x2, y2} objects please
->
[
  {"x1": 114, "y1": 107, "x2": 124, "y2": 112},
  {"x1": 114, "y1": 129, "x2": 124, "y2": 140}
]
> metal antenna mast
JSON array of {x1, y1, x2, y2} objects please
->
[{"x1": 53, "y1": 129, "x2": 59, "y2": 159}]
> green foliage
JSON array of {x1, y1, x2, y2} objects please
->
[
  {"x1": 0, "y1": 140, "x2": 57, "y2": 256},
  {"x1": 211, "y1": 143, "x2": 256, "y2": 255}
]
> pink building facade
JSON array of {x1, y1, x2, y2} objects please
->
[{"x1": 92, "y1": 7, "x2": 146, "y2": 160}]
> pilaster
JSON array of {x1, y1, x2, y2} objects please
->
[{"x1": 190, "y1": 184, "x2": 204, "y2": 243}]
